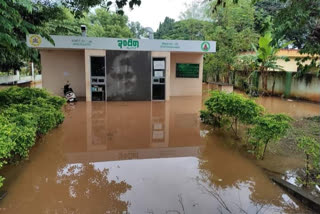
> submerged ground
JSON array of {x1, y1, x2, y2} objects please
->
[{"x1": 0, "y1": 89, "x2": 319, "y2": 213}]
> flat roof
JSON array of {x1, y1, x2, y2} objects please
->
[{"x1": 27, "y1": 35, "x2": 216, "y2": 53}]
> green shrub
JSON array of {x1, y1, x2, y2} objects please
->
[
  {"x1": 0, "y1": 116, "x2": 16, "y2": 188},
  {"x1": 201, "y1": 90, "x2": 293, "y2": 160},
  {"x1": 237, "y1": 77, "x2": 249, "y2": 92},
  {"x1": 8, "y1": 103, "x2": 65, "y2": 135},
  {"x1": 0, "y1": 87, "x2": 49, "y2": 107},
  {"x1": 1, "y1": 107, "x2": 37, "y2": 159},
  {"x1": 297, "y1": 136, "x2": 320, "y2": 186},
  {"x1": 200, "y1": 109, "x2": 229, "y2": 128},
  {"x1": 0, "y1": 116, "x2": 16, "y2": 163},
  {"x1": 0, "y1": 87, "x2": 66, "y2": 187},
  {"x1": 248, "y1": 114, "x2": 293, "y2": 159},
  {"x1": 0, "y1": 87, "x2": 66, "y2": 109},
  {"x1": 202, "y1": 90, "x2": 264, "y2": 135}
]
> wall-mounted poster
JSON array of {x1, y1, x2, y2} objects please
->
[
  {"x1": 154, "y1": 71, "x2": 164, "y2": 78},
  {"x1": 152, "y1": 130, "x2": 164, "y2": 139},
  {"x1": 106, "y1": 50, "x2": 151, "y2": 101},
  {"x1": 153, "y1": 60, "x2": 165, "y2": 70}
]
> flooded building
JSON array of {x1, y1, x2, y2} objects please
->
[{"x1": 27, "y1": 34, "x2": 216, "y2": 101}]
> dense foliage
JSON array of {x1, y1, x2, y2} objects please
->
[
  {"x1": 201, "y1": 90, "x2": 264, "y2": 136},
  {"x1": 201, "y1": 90, "x2": 292, "y2": 159},
  {"x1": 62, "y1": 0, "x2": 141, "y2": 17},
  {"x1": 0, "y1": 0, "x2": 60, "y2": 72},
  {"x1": 128, "y1": 21, "x2": 148, "y2": 39},
  {"x1": 2, "y1": 0, "x2": 318, "y2": 78},
  {"x1": 205, "y1": 0, "x2": 259, "y2": 82},
  {"x1": 212, "y1": 0, "x2": 320, "y2": 76},
  {"x1": 154, "y1": 1, "x2": 259, "y2": 82},
  {"x1": 251, "y1": 32, "x2": 290, "y2": 91},
  {"x1": 155, "y1": 17, "x2": 210, "y2": 40},
  {"x1": 248, "y1": 113, "x2": 292, "y2": 159},
  {"x1": 0, "y1": 87, "x2": 66, "y2": 187},
  {"x1": 0, "y1": 0, "x2": 140, "y2": 72},
  {"x1": 297, "y1": 136, "x2": 320, "y2": 186}
]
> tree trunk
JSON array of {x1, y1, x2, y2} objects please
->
[
  {"x1": 260, "y1": 66, "x2": 268, "y2": 93},
  {"x1": 261, "y1": 141, "x2": 269, "y2": 160},
  {"x1": 235, "y1": 118, "x2": 238, "y2": 136},
  {"x1": 225, "y1": 72, "x2": 230, "y2": 84},
  {"x1": 264, "y1": 71, "x2": 268, "y2": 92},
  {"x1": 306, "y1": 154, "x2": 309, "y2": 186},
  {"x1": 271, "y1": 80, "x2": 275, "y2": 95}
]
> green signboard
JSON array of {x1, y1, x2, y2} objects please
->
[{"x1": 176, "y1": 63, "x2": 199, "y2": 78}]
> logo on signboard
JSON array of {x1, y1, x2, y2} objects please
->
[
  {"x1": 118, "y1": 39, "x2": 139, "y2": 49},
  {"x1": 29, "y1": 35, "x2": 42, "y2": 47},
  {"x1": 201, "y1": 41, "x2": 210, "y2": 52}
]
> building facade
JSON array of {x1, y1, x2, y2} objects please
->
[{"x1": 27, "y1": 35, "x2": 216, "y2": 101}]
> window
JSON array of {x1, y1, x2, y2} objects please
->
[{"x1": 176, "y1": 63, "x2": 199, "y2": 78}]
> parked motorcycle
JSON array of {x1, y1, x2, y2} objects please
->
[{"x1": 63, "y1": 82, "x2": 77, "y2": 102}]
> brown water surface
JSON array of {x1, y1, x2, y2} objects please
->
[
  {"x1": 255, "y1": 96, "x2": 319, "y2": 118},
  {"x1": 0, "y1": 95, "x2": 317, "y2": 213}
]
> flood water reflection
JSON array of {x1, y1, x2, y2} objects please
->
[{"x1": 0, "y1": 96, "x2": 315, "y2": 213}]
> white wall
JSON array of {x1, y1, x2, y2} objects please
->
[
  {"x1": 40, "y1": 50, "x2": 86, "y2": 97},
  {"x1": 170, "y1": 53, "x2": 203, "y2": 96}
]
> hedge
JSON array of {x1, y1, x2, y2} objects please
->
[{"x1": 0, "y1": 87, "x2": 66, "y2": 187}]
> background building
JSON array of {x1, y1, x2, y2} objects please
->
[{"x1": 27, "y1": 35, "x2": 216, "y2": 101}]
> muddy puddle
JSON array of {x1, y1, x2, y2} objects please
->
[{"x1": 0, "y1": 95, "x2": 318, "y2": 213}]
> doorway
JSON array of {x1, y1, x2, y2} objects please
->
[
  {"x1": 90, "y1": 56, "x2": 106, "y2": 101},
  {"x1": 152, "y1": 58, "x2": 166, "y2": 100}
]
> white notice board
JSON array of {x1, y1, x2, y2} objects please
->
[{"x1": 153, "y1": 60, "x2": 165, "y2": 70}]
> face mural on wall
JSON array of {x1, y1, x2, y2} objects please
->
[
  {"x1": 108, "y1": 52, "x2": 137, "y2": 98},
  {"x1": 106, "y1": 51, "x2": 151, "y2": 101}
]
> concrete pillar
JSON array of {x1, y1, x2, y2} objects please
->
[{"x1": 31, "y1": 62, "x2": 35, "y2": 81}]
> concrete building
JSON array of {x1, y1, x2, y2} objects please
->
[
  {"x1": 241, "y1": 49, "x2": 316, "y2": 72},
  {"x1": 238, "y1": 49, "x2": 320, "y2": 102},
  {"x1": 27, "y1": 34, "x2": 216, "y2": 101}
]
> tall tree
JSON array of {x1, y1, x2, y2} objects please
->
[
  {"x1": 273, "y1": 0, "x2": 320, "y2": 75},
  {"x1": 156, "y1": 19, "x2": 211, "y2": 40},
  {"x1": 61, "y1": 0, "x2": 141, "y2": 17},
  {"x1": 179, "y1": 0, "x2": 211, "y2": 21},
  {"x1": 0, "y1": 0, "x2": 62, "y2": 72},
  {"x1": 252, "y1": 32, "x2": 290, "y2": 91},
  {"x1": 154, "y1": 17, "x2": 175, "y2": 39},
  {"x1": 212, "y1": 0, "x2": 320, "y2": 75},
  {"x1": 128, "y1": 21, "x2": 148, "y2": 38},
  {"x1": 205, "y1": 0, "x2": 259, "y2": 83},
  {"x1": 253, "y1": 0, "x2": 285, "y2": 34},
  {"x1": 87, "y1": 8, "x2": 133, "y2": 38},
  {"x1": 0, "y1": 0, "x2": 140, "y2": 72}
]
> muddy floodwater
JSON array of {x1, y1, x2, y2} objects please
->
[{"x1": 1, "y1": 94, "x2": 319, "y2": 213}]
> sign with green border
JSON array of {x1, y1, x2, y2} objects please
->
[
  {"x1": 201, "y1": 42, "x2": 210, "y2": 52},
  {"x1": 27, "y1": 35, "x2": 216, "y2": 53}
]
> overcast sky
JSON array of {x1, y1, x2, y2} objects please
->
[{"x1": 123, "y1": 0, "x2": 195, "y2": 31}]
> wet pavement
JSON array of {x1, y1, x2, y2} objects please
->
[{"x1": 0, "y1": 94, "x2": 318, "y2": 213}]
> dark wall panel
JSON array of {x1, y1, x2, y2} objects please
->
[{"x1": 106, "y1": 51, "x2": 151, "y2": 101}]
